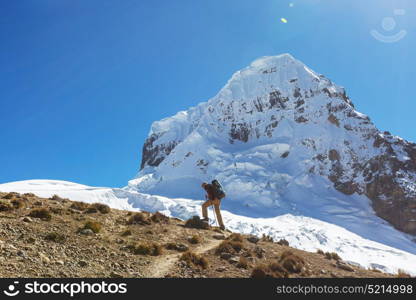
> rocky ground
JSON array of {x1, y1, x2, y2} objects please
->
[{"x1": 0, "y1": 192, "x2": 410, "y2": 278}]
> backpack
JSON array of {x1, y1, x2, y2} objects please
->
[{"x1": 211, "y1": 179, "x2": 226, "y2": 200}]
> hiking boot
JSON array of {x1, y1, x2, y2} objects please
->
[
  {"x1": 219, "y1": 225, "x2": 225, "y2": 230},
  {"x1": 202, "y1": 217, "x2": 209, "y2": 222}
]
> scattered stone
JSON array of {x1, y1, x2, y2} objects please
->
[
  {"x1": 246, "y1": 257, "x2": 256, "y2": 263},
  {"x1": 175, "y1": 243, "x2": 189, "y2": 252},
  {"x1": 129, "y1": 272, "x2": 142, "y2": 277},
  {"x1": 228, "y1": 256, "x2": 239, "y2": 264},
  {"x1": 212, "y1": 234, "x2": 226, "y2": 240},
  {"x1": 216, "y1": 266, "x2": 227, "y2": 272},
  {"x1": 277, "y1": 239, "x2": 290, "y2": 246},
  {"x1": 22, "y1": 217, "x2": 33, "y2": 223},
  {"x1": 165, "y1": 242, "x2": 189, "y2": 252},
  {"x1": 78, "y1": 260, "x2": 88, "y2": 267},
  {"x1": 110, "y1": 271, "x2": 123, "y2": 278},
  {"x1": 178, "y1": 261, "x2": 187, "y2": 268},
  {"x1": 59, "y1": 271, "x2": 69, "y2": 277},
  {"x1": 7, "y1": 244, "x2": 17, "y2": 251},
  {"x1": 39, "y1": 252, "x2": 50, "y2": 263},
  {"x1": 184, "y1": 216, "x2": 209, "y2": 230},
  {"x1": 220, "y1": 253, "x2": 232, "y2": 260},
  {"x1": 247, "y1": 236, "x2": 259, "y2": 244},
  {"x1": 79, "y1": 229, "x2": 94, "y2": 236}
]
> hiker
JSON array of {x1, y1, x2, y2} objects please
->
[{"x1": 201, "y1": 181, "x2": 225, "y2": 230}]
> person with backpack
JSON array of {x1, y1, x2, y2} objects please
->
[{"x1": 201, "y1": 180, "x2": 226, "y2": 230}]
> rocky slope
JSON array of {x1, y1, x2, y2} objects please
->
[
  {"x1": 0, "y1": 192, "x2": 404, "y2": 278},
  {"x1": 2, "y1": 179, "x2": 416, "y2": 275},
  {"x1": 131, "y1": 54, "x2": 416, "y2": 236}
]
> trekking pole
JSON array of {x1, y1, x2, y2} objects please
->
[{"x1": 211, "y1": 205, "x2": 218, "y2": 227}]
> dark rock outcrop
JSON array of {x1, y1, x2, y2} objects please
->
[{"x1": 140, "y1": 133, "x2": 179, "y2": 169}]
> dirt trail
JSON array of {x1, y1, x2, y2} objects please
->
[{"x1": 147, "y1": 234, "x2": 228, "y2": 278}]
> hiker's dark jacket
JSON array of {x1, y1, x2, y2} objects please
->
[{"x1": 203, "y1": 184, "x2": 216, "y2": 200}]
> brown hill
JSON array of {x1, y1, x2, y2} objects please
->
[{"x1": 0, "y1": 191, "x2": 409, "y2": 278}]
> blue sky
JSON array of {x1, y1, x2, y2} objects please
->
[{"x1": 0, "y1": 0, "x2": 415, "y2": 187}]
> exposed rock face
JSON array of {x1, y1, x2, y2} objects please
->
[
  {"x1": 316, "y1": 133, "x2": 416, "y2": 235},
  {"x1": 140, "y1": 133, "x2": 179, "y2": 169},
  {"x1": 134, "y1": 54, "x2": 416, "y2": 236}
]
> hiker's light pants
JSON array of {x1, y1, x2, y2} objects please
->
[{"x1": 202, "y1": 198, "x2": 224, "y2": 228}]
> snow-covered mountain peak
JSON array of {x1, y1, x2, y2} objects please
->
[
  {"x1": 213, "y1": 53, "x2": 329, "y2": 104},
  {"x1": 133, "y1": 53, "x2": 416, "y2": 238},
  {"x1": 250, "y1": 53, "x2": 296, "y2": 67}
]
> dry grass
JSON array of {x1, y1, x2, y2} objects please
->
[
  {"x1": 227, "y1": 233, "x2": 244, "y2": 242},
  {"x1": 50, "y1": 207, "x2": 63, "y2": 215},
  {"x1": 180, "y1": 251, "x2": 208, "y2": 269},
  {"x1": 85, "y1": 207, "x2": 98, "y2": 214},
  {"x1": 150, "y1": 212, "x2": 170, "y2": 224},
  {"x1": 132, "y1": 242, "x2": 163, "y2": 256},
  {"x1": 11, "y1": 198, "x2": 25, "y2": 209},
  {"x1": 3, "y1": 192, "x2": 18, "y2": 199},
  {"x1": 251, "y1": 263, "x2": 287, "y2": 278},
  {"x1": 0, "y1": 200, "x2": 13, "y2": 212},
  {"x1": 397, "y1": 269, "x2": 411, "y2": 278},
  {"x1": 82, "y1": 221, "x2": 102, "y2": 233},
  {"x1": 70, "y1": 201, "x2": 90, "y2": 211},
  {"x1": 45, "y1": 232, "x2": 66, "y2": 243},
  {"x1": 278, "y1": 250, "x2": 305, "y2": 273},
  {"x1": 215, "y1": 240, "x2": 243, "y2": 255},
  {"x1": 254, "y1": 246, "x2": 265, "y2": 258},
  {"x1": 261, "y1": 234, "x2": 274, "y2": 243},
  {"x1": 90, "y1": 203, "x2": 111, "y2": 214},
  {"x1": 237, "y1": 256, "x2": 249, "y2": 269},
  {"x1": 49, "y1": 194, "x2": 65, "y2": 201},
  {"x1": 187, "y1": 235, "x2": 201, "y2": 244},
  {"x1": 269, "y1": 262, "x2": 288, "y2": 276},
  {"x1": 28, "y1": 208, "x2": 52, "y2": 221},
  {"x1": 324, "y1": 252, "x2": 341, "y2": 261},
  {"x1": 127, "y1": 212, "x2": 151, "y2": 225},
  {"x1": 121, "y1": 229, "x2": 132, "y2": 237},
  {"x1": 251, "y1": 265, "x2": 269, "y2": 278},
  {"x1": 23, "y1": 193, "x2": 36, "y2": 198},
  {"x1": 369, "y1": 267, "x2": 382, "y2": 273}
]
